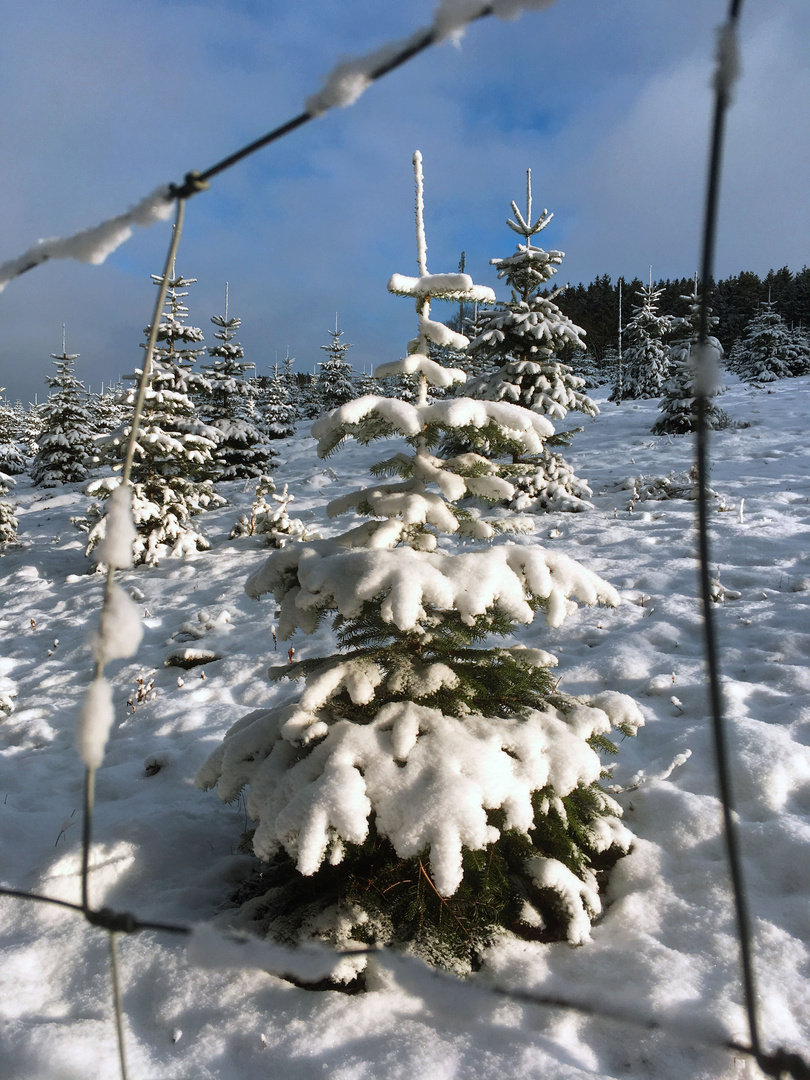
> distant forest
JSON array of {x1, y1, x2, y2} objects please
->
[{"x1": 551, "y1": 266, "x2": 810, "y2": 365}]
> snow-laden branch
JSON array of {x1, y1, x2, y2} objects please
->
[{"x1": 245, "y1": 540, "x2": 620, "y2": 638}]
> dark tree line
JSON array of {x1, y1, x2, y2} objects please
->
[{"x1": 552, "y1": 266, "x2": 810, "y2": 366}]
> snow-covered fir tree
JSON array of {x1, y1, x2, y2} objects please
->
[
  {"x1": 230, "y1": 476, "x2": 320, "y2": 547},
  {"x1": 201, "y1": 287, "x2": 277, "y2": 478},
  {"x1": 0, "y1": 471, "x2": 18, "y2": 543},
  {"x1": 31, "y1": 336, "x2": 96, "y2": 487},
  {"x1": 652, "y1": 279, "x2": 733, "y2": 435},
  {"x1": 611, "y1": 279, "x2": 673, "y2": 400},
  {"x1": 315, "y1": 319, "x2": 356, "y2": 413},
  {"x1": 726, "y1": 300, "x2": 810, "y2": 382},
  {"x1": 449, "y1": 172, "x2": 596, "y2": 513},
  {"x1": 20, "y1": 401, "x2": 42, "y2": 458},
  {"x1": 256, "y1": 365, "x2": 296, "y2": 440},
  {"x1": 91, "y1": 383, "x2": 128, "y2": 439},
  {"x1": 277, "y1": 351, "x2": 306, "y2": 422},
  {"x1": 84, "y1": 270, "x2": 224, "y2": 566},
  {"x1": 597, "y1": 346, "x2": 621, "y2": 388},
  {"x1": 197, "y1": 152, "x2": 642, "y2": 975},
  {"x1": 467, "y1": 171, "x2": 594, "y2": 419},
  {"x1": 568, "y1": 349, "x2": 604, "y2": 390},
  {"x1": 0, "y1": 393, "x2": 27, "y2": 476}
]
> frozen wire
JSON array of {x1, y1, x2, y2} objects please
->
[
  {"x1": 1, "y1": 880, "x2": 805, "y2": 1077},
  {"x1": 79, "y1": 197, "x2": 187, "y2": 913},
  {"x1": 691, "y1": 0, "x2": 774, "y2": 1075},
  {"x1": 0, "y1": 8, "x2": 502, "y2": 291}
]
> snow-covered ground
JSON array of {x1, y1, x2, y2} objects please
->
[{"x1": 1, "y1": 375, "x2": 809, "y2": 1080}]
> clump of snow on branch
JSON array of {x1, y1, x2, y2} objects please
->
[
  {"x1": 0, "y1": 187, "x2": 173, "y2": 293},
  {"x1": 525, "y1": 856, "x2": 601, "y2": 945},
  {"x1": 374, "y1": 354, "x2": 467, "y2": 388},
  {"x1": 246, "y1": 542, "x2": 619, "y2": 639}
]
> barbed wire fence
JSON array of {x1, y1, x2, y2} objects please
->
[{"x1": 1, "y1": 2, "x2": 808, "y2": 1078}]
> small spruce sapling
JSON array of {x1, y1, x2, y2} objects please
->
[
  {"x1": 84, "y1": 270, "x2": 225, "y2": 566},
  {"x1": 202, "y1": 286, "x2": 277, "y2": 478},
  {"x1": 315, "y1": 320, "x2": 356, "y2": 413},
  {"x1": 257, "y1": 363, "x2": 297, "y2": 439},
  {"x1": 448, "y1": 171, "x2": 596, "y2": 513},
  {"x1": 31, "y1": 337, "x2": 97, "y2": 487},
  {"x1": 0, "y1": 471, "x2": 18, "y2": 543},
  {"x1": 611, "y1": 278, "x2": 673, "y2": 400},
  {"x1": 726, "y1": 299, "x2": 810, "y2": 382},
  {"x1": 652, "y1": 278, "x2": 733, "y2": 435},
  {"x1": 0, "y1": 392, "x2": 27, "y2": 475},
  {"x1": 197, "y1": 153, "x2": 642, "y2": 974},
  {"x1": 230, "y1": 476, "x2": 320, "y2": 547}
]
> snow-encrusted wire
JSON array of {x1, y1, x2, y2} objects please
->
[
  {"x1": 0, "y1": 4, "x2": 562, "y2": 293},
  {"x1": 72, "y1": 197, "x2": 188, "y2": 1080},
  {"x1": 1, "y1": 2, "x2": 809, "y2": 1078},
  {"x1": 691, "y1": 2, "x2": 777, "y2": 1076}
]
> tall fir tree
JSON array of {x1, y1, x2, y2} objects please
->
[
  {"x1": 468, "y1": 171, "x2": 594, "y2": 420},
  {"x1": 0, "y1": 469, "x2": 18, "y2": 543},
  {"x1": 201, "y1": 286, "x2": 277, "y2": 478},
  {"x1": 197, "y1": 152, "x2": 642, "y2": 975},
  {"x1": 0, "y1": 393, "x2": 27, "y2": 476},
  {"x1": 256, "y1": 366, "x2": 297, "y2": 440},
  {"x1": 449, "y1": 172, "x2": 596, "y2": 513},
  {"x1": 31, "y1": 335, "x2": 96, "y2": 487},
  {"x1": 91, "y1": 383, "x2": 128, "y2": 438},
  {"x1": 84, "y1": 269, "x2": 224, "y2": 566},
  {"x1": 652, "y1": 279, "x2": 732, "y2": 435},
  {"x1": 611, "y1": 278, "x2": 673, "y2": 400},
  {"x1": 726, "y1": 300, "x2": 810, "y2": 382},
  {"x1": 315, "y1": 320, "x2": 356, "y2": 413}
]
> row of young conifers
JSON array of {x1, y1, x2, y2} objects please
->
[{"x1": 2, "y1": 156, "x2": 807, "y2": 976}]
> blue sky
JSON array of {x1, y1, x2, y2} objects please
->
[{"x1": 0, "y1": 0, "x2": 808, "y2": 401}]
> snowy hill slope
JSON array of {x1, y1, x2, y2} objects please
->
[{"x1": 1, "y1": 375, "x2": 808, "y2": 1079}]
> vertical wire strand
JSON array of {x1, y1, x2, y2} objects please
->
[
  {"x1": 108, "y1": 932, "x2": 130, "y2": 1080},
  {"x1": 693, "y1": 0, "x2": 763, "y2": 1064},
  {"x1": 80, "y1": 198, "x2": 186, "y2": 914}
]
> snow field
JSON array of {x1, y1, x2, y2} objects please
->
[{"x1": 0, "y1": 375, "x2": 809, "y2": 1078}]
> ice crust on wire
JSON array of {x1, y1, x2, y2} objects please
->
[
  {"x1": 306, "y1": 1, "x2": 558, "y2": 114},
  {"x1": 76, "y1": 676, "x2": 116, "y2": 770},
  {"x1": 90, "y1": 583, "x2": 143, "y2": 665},
  {"x1": 0, "y1": 187, "x2": 173, "y2": 293},
  {"x1": 93, "y1": 482, "x2": 137, "y2": 569}
]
